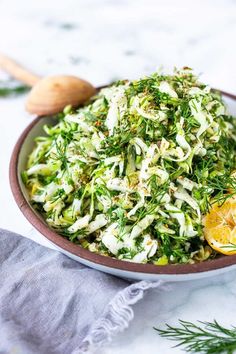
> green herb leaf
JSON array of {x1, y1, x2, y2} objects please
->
[
  {"x1": 0, "y1": 81, "x2": 29, "y2": 97},
  {"x1": 154, "y1": 319, "x2": 236, "y2": 353}
]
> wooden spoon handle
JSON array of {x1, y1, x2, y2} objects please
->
[{"x1": 0, "y1": 53, "x2": 41, "y2": 86}]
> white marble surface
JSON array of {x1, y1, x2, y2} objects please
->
[{"x1": 1, "y1": 0, "x2": 236, "y2": 353}]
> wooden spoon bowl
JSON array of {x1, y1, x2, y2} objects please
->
[
  {"x1": 0, "y1": 53, "x2": 96, "y2": 116},
  {"x1": 26, "y1": 75, "x2": 96, "y2": 116}
]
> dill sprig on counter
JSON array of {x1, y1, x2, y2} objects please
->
[
  {"x1": 155, "y1": 320, "x2": 236, "y2": 354},
  {"x1": 0, "y1": 80, "x2": 29, "y2": 97}
]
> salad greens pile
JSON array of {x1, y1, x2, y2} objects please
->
[{"x1": 23, "y1": 68, "x2": 236, "y2": 265}]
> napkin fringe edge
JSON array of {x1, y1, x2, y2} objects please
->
[{"x1": 75, "y1": 280, "x2": 165, "y2": 353}]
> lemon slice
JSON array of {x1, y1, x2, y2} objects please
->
[{"x1": 203, "y1": 197, "x2": 236, "y2": 255}]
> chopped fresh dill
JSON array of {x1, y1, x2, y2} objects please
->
[{"x1": 22, "y1": 68, "x2": 236, "y2": 264}]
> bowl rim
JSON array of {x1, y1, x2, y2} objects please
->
[{"x1": 9, "y1": 89, "x2": 236, "y2": 275}]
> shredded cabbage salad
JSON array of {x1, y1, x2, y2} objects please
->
[{"x1": 23, "y1": 68, "x2": 236, "y2": 265}]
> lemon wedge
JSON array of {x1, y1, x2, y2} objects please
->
[{"x1": 203, "y1": 197, "x2": 236, "y2": 255}]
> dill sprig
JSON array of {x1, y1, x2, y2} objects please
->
[
  {"x1": 154, "y1": 320, "x2": 236, "y2": 354},
  {"x1": 205, "y1": 175, "x2": 236, "y2": 212},
  {"x1": 0, "y1": 81, "x2": 29, "y2": 97}
]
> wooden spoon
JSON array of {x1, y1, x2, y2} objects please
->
[{"x1": 0, "y1": 53, "x2": 96, "y2": 116}]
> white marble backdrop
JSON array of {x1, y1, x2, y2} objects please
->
[{"x1": 0, "y1": 0, "x2": 236, "y2": 353}]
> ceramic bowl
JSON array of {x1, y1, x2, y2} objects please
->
[{"x1": 9, "y1": 91, "x2": 236, "y2": 281}]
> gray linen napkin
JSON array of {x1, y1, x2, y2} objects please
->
[{"x1": 0, "y1": 229, "x2": 164, "y2": 354}]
